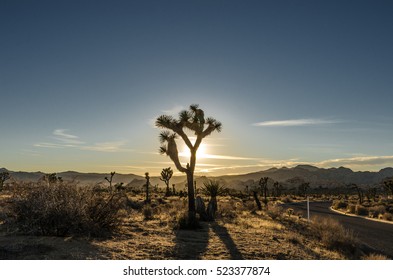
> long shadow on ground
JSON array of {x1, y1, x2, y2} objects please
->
[
  {"x1": 173, "y1": 223, "x2": 209, "y2": 259},
  {"x1": 173, "y1": 221, "x2": 244, "y2": 260},
  {"x1": 209, "y1": 222, "x2": 244, "y2": 260},
  {"x1": 0, "y1": 235, "x2": 104, "y2": 259}
]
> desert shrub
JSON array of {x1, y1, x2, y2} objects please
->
[
  {"x1": 332, "y1": 200, "x2": 347, "y2": 210},
  {"x1": 386, "y1": 205, "x2": 393, "y2": 214},
  {"x1": 266, "y1": 204, "x2": 283, "y2": 220},
  {"x1": 382, "y1": 212, "x2": 393, "y2": 221},
  {"x1": 242, "y1": 200, "x2": 256, "y2": 212},
  {"x1": 173, "y1": 211, "x2": 200, "y2": 230},
  {"x1": 355, "y1": 205, "x2": 368, "y2": 216},
  {"x1": 216, "y1": 201, "x2": 238, "y2": 221},
  {"x1": 142, "y1": 204, "x2": 154, "y2": 220},
  {"x1": 10, "y1": 184, "x2": 125, "y2": 237},
  {"x1": 311, "y1": 217, "x2": 357, "y2": 253},
  {"x1": 281, "y1": 196, "x2": 293, "y2": 203},
  {"x1": 347, "y1": 204, "x2": 356, "y2": 214},
  {"x1": 368, "y1": 205, "x2": 386, "y2": 218},
  {"x1": 361, "y1": 202, "x2": 371, "y2": 208}
]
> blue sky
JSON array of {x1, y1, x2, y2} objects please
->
[{"x1": 1, "y1": 0, "x2": 393, "y2": 175}]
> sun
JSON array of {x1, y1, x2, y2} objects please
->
[
  {"x1": 180, "y1": 143, "x2": 208, "y2": 159},
  {"x1": 196, "y1": 143, "x2": 207, "y2": 158}
]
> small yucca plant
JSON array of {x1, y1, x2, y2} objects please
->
[
  {"x1": 200, "y1": 180, "x2": 227, "y2": 221},
  {"x1": 201, "y1": 180, "x2": 227, "y2": 198}
]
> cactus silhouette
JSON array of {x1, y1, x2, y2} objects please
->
[
  {"x1": 383, "y1": 178, "x2": 393, "y2": 196},
  {"x1": 272, "y1": 181, "x2": 283, "y2": 197},
  {"x1": 159, "y1": 167, "x2": 173, "y2": 196},
  {"x1": 145, "y1": 172, "x2": 150, "y2": 203},
  {"x1": 41, "y1": 173, "x2": 62, "y2": 187},
  {"x1": 348, "y1": 183, "x2": 364, "y2": 204},
  {"x1": 259, "y1": 177, "x2": 269, "y2": 205},
  {"x1": 105, "y1": 171, "x2": 116, "y2": 192},
  {"x1": 156, "y1": 104, "x2": 222, "y2": 221},
  {"x1": 0, "y1": 171, "x2": 10, "y2": 191}
]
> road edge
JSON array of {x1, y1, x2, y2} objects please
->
[{"x1": 329, "y1": 206, "x2": 393, "y2": 225}]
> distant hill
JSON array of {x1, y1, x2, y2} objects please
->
[
  {"x1": 2, "y1": 165, "x2": 393, "y2": 190},
  {"x1": 217, "y1": 165, "x2": 393, "y2": 189}
]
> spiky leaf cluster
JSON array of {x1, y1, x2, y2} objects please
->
[
  {"x1": 155, "y1": 104, "x2": 222, "y2": 174},
  {"x1": 201, "y1": 180, "x2": 228, "y2": 198}
]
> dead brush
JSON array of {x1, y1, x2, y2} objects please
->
[
  {"x1": 216, "y1": 200, "x2": 238, "y2": 222},
  {"x1": 310, "y1": 217, "x2": 357, "y2": 254},
  {"x1": 266, "y1": 204, "x2": 284, "y2": 220},
  {"x1": 10, "y1": 183, "x2": 126, "y2": 237}
]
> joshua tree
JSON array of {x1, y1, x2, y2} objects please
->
[
  {"x1": 253, "y1": 191, "x2": 262, "y2": 210},
  {"x1": 348, "y1": 183, "x2": 364, "y2": 204},
  {"x1": 160, "y1": 167, "x2": 173, "y2": 196},
  {"x1": 144, "y1": 172, "x2": 150, "y2": 203},
  {"x1": 383, "y1": 178, "x2": 393, "y2": 196},
  {"x1": 287, "y1": 177, "x2": 308, "y2": 196},
  {"x1": 272, "y1": 181, "x2": 283, "y2": 197},
  {"x1": 41, "y1": 173, "x2": 62, "y2": 187},
  {"x1": 172, "y1": 184, "x2": 176, "y2": 195},
  {"x1": 0, "y1": 171, "x2": 10, "y2": 191},
  {"x1": 105, "y1": 171, "x2": 116, "y2": 192},
  {"x1": 156, "y1": 104, "x2": 222, "y2": 221},
  {"x1": 365, "y1": 186, "x2": 377, "y2": 202},
  {"x1": 298, "y1": 182, "x2": 310, "y2": 197},
  {"x1": 259, "y1": 177, "x2": 269, "y2": 205}
]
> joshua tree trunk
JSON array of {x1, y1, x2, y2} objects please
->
[
  {"x1": 165, "y1": 183, "x2": 171, "y2": 196},
  {"x1": 145, "y1": 172, "x2": 150, "y2": 204},
  {"x1": 187, "y1": 173, "x2": 196, "y2": 214},
  {"x1": 253, "y1": 191, "x2": 262, "y2": 210},
  {"x1": 186, "y1": 151, "x2": 197, "y2": 219}
]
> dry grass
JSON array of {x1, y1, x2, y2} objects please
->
[
  {"x1": 362, "y1": 253, "x2": 390, "y2": 260},
  {"x1": 309, "y1": 216, "x2": 357, "y2": 255}
]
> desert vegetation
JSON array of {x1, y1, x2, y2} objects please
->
[
  {"x1": 332, "y1": 197, "x2": 393, "y2": 222},
  {"x1": 0, "y1": 174, "x2": 389, "y2": 260},
  {"x1": 329, "y1": 178, "x2": 393, "y2": 222}
]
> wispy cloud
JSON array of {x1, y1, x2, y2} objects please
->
[
  {"x1": 162, "y1": 105, "x2": 185, "y2": 115},
  {"x1": 81, "y1": 141, "x2": 128, "y2": 152},
  {"x1": 202, "y1": 154, "x2": 260, "y2": 160},
  {"x1": 52, "y1": 129, "x2": 85, "y2": 145},
  {"x1": 178, "y1": 152, "x2": 260, "y2": 161},
  {"x1": 148, "y1": 105, "x2": 187, "y2": 128},
  {"x1": 253, "y1": 118, "x2": 339, "y2": 127},
  {"x1": 319, "y1": 155, "x2": 393, "y2": 167},
  {"x1": 35, "y1": 129, "x2": 129, "y2": 153}
]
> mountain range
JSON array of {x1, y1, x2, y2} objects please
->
[{"x1": 2, "y1": 165, "x2": 393, "y2": 190}]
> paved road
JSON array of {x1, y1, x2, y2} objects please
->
[{"x1": 283, "y1": 201, "x2": 393, "y2": 258}]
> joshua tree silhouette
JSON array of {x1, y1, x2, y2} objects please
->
[
  {"x1": 145, "y1": 172, "x2": 150, "y2": 204},
  {"x1": 156, "y1": 104, "x2": 222, "y2": 221},
  {"x1": 160, "y1": 167, "x2": 173, "y2": 196},
  {"x1": 0, "y1": 171, "x2": 10, "y2": 191},
  {"x1": 383, "y1": 178, "x2": 393, "y2": 196}
]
